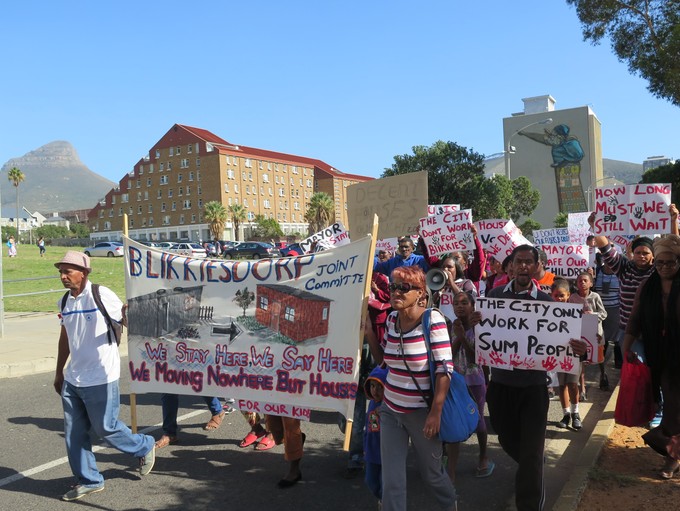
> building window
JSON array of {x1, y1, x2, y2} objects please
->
[
  {"x1": 253, "y1": 198, "x2": 257, "y2": 206},
  {"x1": 137, "y1": 192, "x2": 142, "y2": 201},
  {"x1": 243, "y1": 198, "x2": 249, "y2": 207},
  {"x1": 136, "y1": 179, "x2": 141, "y2": 188},
  {"x1": 248, "y1": 172, "x2": 253, "y2": 181},
  {"x1": 149, "y1": 217, "x2": 154, "y2": 226},
  {"x1": 178, "y1": 174, "x2": 183, "y2": 183},
  {"x1": 183, "y1": 199, "x2": 191, "y2": 209},
  {"x1": 187, "y1": 144, "x2": 193, "y2": 154},
  {"x1": 189, "y1": 171, "x2": 194, "y2": 181},
  {"x1": 161, "y1": 202, "x2": 166, "y2": 212},
  {"x1": 168, "y1": 189, "x2": 173, "y2": 198},
  {"x1": 245, "y1": 158, "x2": 252, "y2": 168},
  {"x1": 163, "y1": 215, "x2": 170, "y2": 225},
  {"x1": 144, "y1": 191, "x2": 148, "y2": 200},
  {"x1": 169, "y1": 147, "x2": 174, "y2": 157},
  {"x1": 191, "y1": 214, "x2": 196, "y2": 223},
  {"x1": 180, "y1": 158, "x2": 189, "y2": 168},
  {"x1": 148, "y1": 204, "x2": 153, "y2": 213},
  {"x1": 284, "y1": 306, "x2": 295, "y2": 322},
  {"x1": 260, "y1": 296, "x2": 268, "y2": 310},
  {"x1": 172, "y1": 202, "x2": 177, "y2": 211},
  {"x1": 263, "y1": 173, "x2": 269, "y2": 183},
  {"x1": 224, "y1": 183, "x2": 229, "y2": 193},
  {"x1": 157, "y1": 189, "x2": 162, "y2": 199},
  {"x1": 234, "y1": 184, "x2": 239, "y2": 194},
  {"x1": 198, "y1": 199, "x2": 203, "y2": 208},
  {"x1": 176, "y1": 146, "x2": 181, "y2": 155},
  {"x1": 227, "y1": 169, "x2": 234, "y2": 179},
  {"x1": 196, "y1": 158, "x2": 200, "y2": 167},
  {"x1": 122, "y1": 193, "x2": 129, "y2": 203},
  {"x1": 155, "y1": 149, "x2": 160, "y2": 158},
  {"x1": 186, "y1": 186, "x2": 191, "y2": 196},
  {"x1": 160, "y1": 175, "x2": 168, "y2": 185},
  {"x1": 147, "y1": 178, "x2": 152, "y2": 187},
  {"x1": 118, "y1": 207, "x2": 123, "y2": 216},
  {"x1": 322, "y1": 307, "x2": 328, "y2": 320},
  {"x1": 167, "y1": 162, "x2": 172, "y2": 171},
  {"x1": 258, "y1": 161, "x2": 263, "y2": 170},
  {"x1": 160, "y1": 162, "x2": 164, "y2": 172},
  {"x1": 137, "y1": 205, "x2": 142, "y2": 214},
  {"x1": 179, "y1": 214, "x2": 185, "y2": 224},
  {"x1": 149, "y1": 163, "x2": 154, "y2": 173}
]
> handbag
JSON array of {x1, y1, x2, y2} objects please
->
[
  {"x1": 614, "y1": 358, "x2": 655, "y2": 427},
  {"x1": 399, "y1": 308, "x2": 479, "y2": 443}
]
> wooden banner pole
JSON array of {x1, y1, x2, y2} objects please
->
[{"x1": 343, "y1": 214, "x2": 379, "y2": 451}]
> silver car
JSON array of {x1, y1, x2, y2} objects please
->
[{"x1": 84, "y1": 242, "x2": 124, "y2": 257}]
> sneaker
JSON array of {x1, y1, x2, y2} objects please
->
[
  {"x1": 139, "y1": 445, "x2": 155, "y2": 476},
  {"x1": 222, "y1": 405, "x2": 236, "y2": 414},
  {"x1": 571, "y1": 413, "x2": 582, "y2": 430},
  {"x1": 558, "y1": 413, "x2": 571, "y2": 429},
  {"x1": 62, "y1": 484, "x2": 105, "y2": 501}
]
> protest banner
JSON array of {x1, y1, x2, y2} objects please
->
[
  {"x1": 475, "y1": 297, "x2": 583, "y2": 375},
  {"x1": 376, "y1": 238, "x2": 399, "y2": 253},
  {"x1": 346, "y1": 171, "x2": 428, "y2": 239},
  {"x1": 580, "y1": 314, "x2": 600, "y2": 365},
  {"x1": 124, "y1": 236, "x2": 373, "y2": 420},
  {"x1": 427, "y1": 204, "x2": 460, "y2": 215},
  {"x1": 568, "y1": 212, "x2": 592, "y2": 244},
  {"x1": 593, "y1": 183, "x2": 671, "y2": 236},
  {"x1": 538, "y1": 244, "x2": 590, "y2": 278},
  {"x1": 532, "y1": 228, "x2": 569, "y2": 246},
  {"x1": 474, "y1": 219, "x2": 532, "y2": 259},
  {"x1": 298, "y1": 221, "x2": 351, "y2": 254},
  {"x1": 418, "y1": 209, "x2": 473, "y2": 257}
]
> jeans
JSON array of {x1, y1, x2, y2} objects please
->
[
  {"x1": 62, "y1": 380, "x2": 154, "y2": 486},
  {"x1": 347, "y1": 388, "x2": 367, "y2": 468},
  {"x1": 365, "y1": 462, "x2": 382, "y2": 500},
  {"x1": 161, "y1": 394, "x2": 222, "y2": 436}
]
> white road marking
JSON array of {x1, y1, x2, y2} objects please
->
[{"x1": 0, "y1": 409, "x2": 208, "y2": 488}]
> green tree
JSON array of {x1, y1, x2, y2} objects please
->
[
  {"x1": 382, "y1": 141, "x2": 541, "y2": 223},
  {"x1": 70, "y1": 223, "x2": 90, "y2": 238},
  {"x1": 7, "y1": 167, "x2": 25, "y2": 236},
  {"x1": 251, "y1": 215, "x2": 284, "y2": 239},
  {"x1": 305, "y1": 192, "x2": 335, "y2": 234},
  {"x1": 383, "y1": 140, "x2": 487, "y2": 207},
  {"x1": 36, "y1": 225, "x2": 70, "y2": 238},
  {"x1": 227, "y1": 203, "x2": 248, "y2": 241},
  {"x1": 639, "y1": 159, "x2": 680, "y2": 204},
  {"x1": 566, "y1": 0, "x2": 680, "y2": 106},
  {"x1": 204, "y1": 201, "x2": 228, "y2": 240},
  {"x1": 233, "y1": 287, "x2": 255, "y2": 317},
  {"x1": 554, "y1": 212, "x2": 569, "y2": 227},
  {"x1": 518, "y1": 218, "x2": 542, "y2": 238}
]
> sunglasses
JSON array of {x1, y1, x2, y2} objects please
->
[{"x1": 389, "y1": 282, "x2": 419, "y2": 293}]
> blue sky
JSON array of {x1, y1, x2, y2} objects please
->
[{"x1": 1, "y1": 1, "x2": 678, "y2": 184}]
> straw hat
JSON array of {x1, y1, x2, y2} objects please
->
[{"x1": 55, "y1": 251, "x2": 92, "y2": 274}]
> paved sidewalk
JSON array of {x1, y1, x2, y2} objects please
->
[{"x1": 0, "y1": 312, "x2": 128, "y2": 379}]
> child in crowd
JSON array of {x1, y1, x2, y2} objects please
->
[
  {"x1": 569, "y1": 271, "x2": 607, "y2": 400},
  {"x1": 364, "y1": 366, "x2": 387, "y2": 506},
  {"x1": 551, "y1": 279, "x2": 584, "y2": 430},
  {"x1": 446, "y1": 291, "x2": 493, "y2": 482}
]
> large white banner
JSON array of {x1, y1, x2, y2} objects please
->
[
  {"x1": 419, "y1": 209, "x2": 474, "y2": 256},
  {"x1": 475, "y1": 298, "x2": 583, "y2": 375},
  {"x1": 124, "y1": 237, "x2": 372, "y2": 420}
]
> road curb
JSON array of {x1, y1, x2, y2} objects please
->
[{"x1": 552, "y1": 384, "x2": 620, "y2": 511}]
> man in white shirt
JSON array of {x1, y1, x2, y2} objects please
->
[{"x1": 53, "y1": 251, "x2": 155, "y2": 501}]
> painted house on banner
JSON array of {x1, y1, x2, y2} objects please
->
[{"x1": 255, "y1": 284, "x2": 331, "y2": 342}]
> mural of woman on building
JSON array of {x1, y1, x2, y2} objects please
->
[{"x1": 519, "y1": 123, "x2": 587, "y2": 213}]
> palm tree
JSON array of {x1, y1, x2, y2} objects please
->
[
  {"x1": 203, "y1": 201, "x2": 228, "y2": 241},
  {"x1": 7, "y1": 167, "x2": 25, "y2": 237},
  {"x1": 305, "y1": 192, "x2": 335, "y2": 234},
  {"x1": 227, "y1": 203, "x2": 248, "y2": 241}
]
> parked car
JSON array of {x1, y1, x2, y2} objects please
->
[
  {"x1": 155, "y1": 241, "x2": 178, "y2": 250},
  {"x1": 280, "y1": 243, "x2": 303, "y2": 256},
  {"x1": 223, "y1": 241, "x2": 281, "y2": 259},
  {"x1": 218, "y1": 240, "x2": 241, "y2": 252},
  {"x1": 169, "y1": 242, "x2": 207, "y2": 258},
  {"x1": 84, "y1": 242, "x2": 124, "y2": 258}
]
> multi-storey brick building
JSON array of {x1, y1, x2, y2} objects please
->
[{"x1": 88, "y1": 124, "x2": 373, "y2": 242}]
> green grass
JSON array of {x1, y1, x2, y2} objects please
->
[
  {"x1": 587, "y1": 466, "x2": 641, "y2": 487},
  {"x1": 2, "y1": 246, "x2": 125, "y2": 313}
]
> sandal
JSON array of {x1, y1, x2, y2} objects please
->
[
  {"x1": 255, "y1": 435, "x2": 276, "y2": 451},
  {"x1": 475, "y1": 460, "x2": 495, "y2": 478},
  {"x1": 240, "y1": 430, "x2": 266, "y2": 448},
  {"x1": 204, "y1": 411, "x2": 226, "y2": 431},
  {"x1": 660, "y1": 458, "x2": 680, "y2": 479},
  {"x1": 155, "y1": 434, "x2": 178, "y2": 448}
]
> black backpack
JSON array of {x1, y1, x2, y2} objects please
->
[{"x1": 60, "y1": 284, "x2": 123, "y2": 346}]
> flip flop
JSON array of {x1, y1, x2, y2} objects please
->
[
  {"x1": 255, "y1": 435, "x2": 276, "y2": 451},
  {"x1": 155, "y1": 435, "x2": 178, "y2": 449},
  {"x1": 475, "y1": 460, "x2": 496, "y2": 478},
  {"x1": 240, "y1": 431, "x2": 266, "y2": 448}
]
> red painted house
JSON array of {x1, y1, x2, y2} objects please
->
[{"x1": 255, "y1": 284, "x2": 332, "y2": 342}]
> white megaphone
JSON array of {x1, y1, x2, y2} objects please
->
[{"x1": 426, "y1": 268, "x2": 448, "y2": 291}]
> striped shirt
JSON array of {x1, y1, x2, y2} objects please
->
[
  {"x1": 599, "y1": 244, "x2": 654, "y2": 330},
  {"x1": 594, "y1": 271, "x2": 621, "y2": 308},
  {"x1": 381, "y1": 309, "x2": 453, "y2": 413}
]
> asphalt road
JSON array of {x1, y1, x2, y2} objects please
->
[{"x1": 0, "y1": 359, "x2": 616, "y2": 510}]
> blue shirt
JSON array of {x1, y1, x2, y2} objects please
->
[{"x1": 374, "y1": 254, "x2": 429, "y2": 277}]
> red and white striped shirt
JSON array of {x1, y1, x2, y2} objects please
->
[{"x1": 381, "y1": 309, "x2": 453, "y2": 413}]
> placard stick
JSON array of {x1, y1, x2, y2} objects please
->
[
  {"x1": 122, "y1": 214, "x2": 138, "y2": 434},
  {"x1": 343, "y1": 214, "x2": 379, "y2": 451}
]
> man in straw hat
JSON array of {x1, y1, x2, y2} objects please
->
[{"x1": 53, "y1": 250, "x2": 156, "y2": 501}]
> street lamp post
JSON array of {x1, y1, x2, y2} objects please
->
[
  {"x1": 504, "y1": 117, "x2": 553, "y2": 179},
  {"x1": 587, "y1": 176, "x2": 615, "y2": 210}
]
